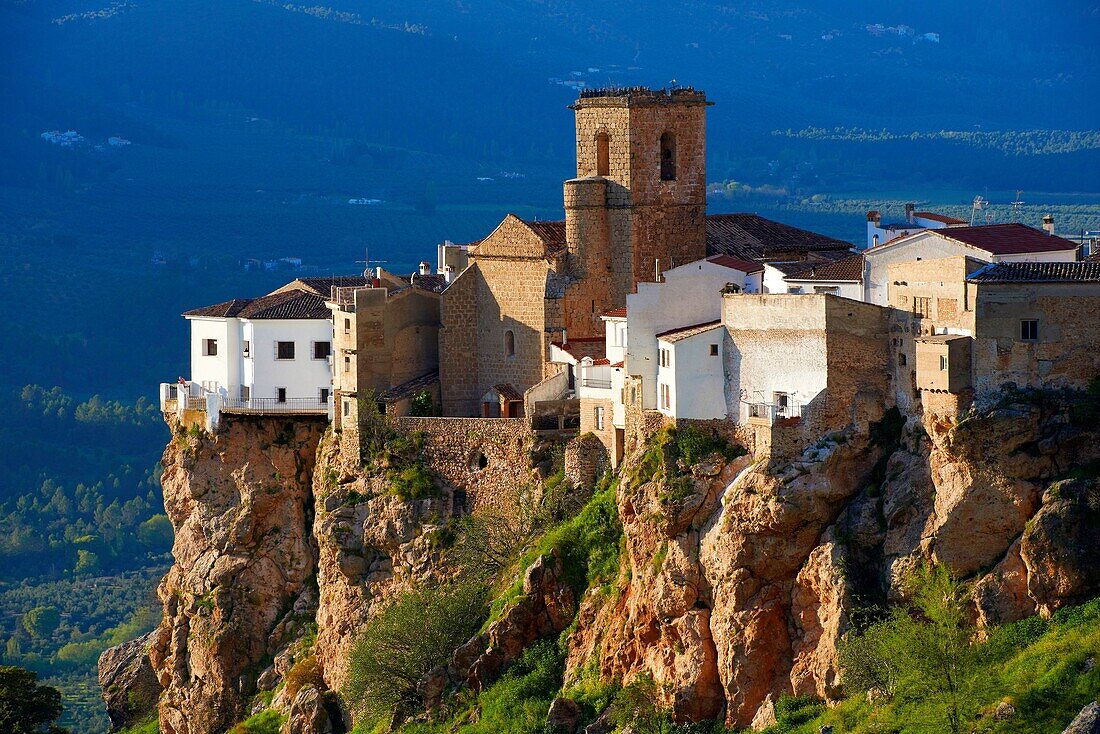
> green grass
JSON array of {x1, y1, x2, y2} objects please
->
[
  {"x1": 229, "y1": 709, "x2": 286, "y2": 734},
  {"x1": 766, "y1": 597, "x2": 1100, "y2": 734},
  {"x1": 118, "y1": 717, "x2": 160, "y2": 734}
]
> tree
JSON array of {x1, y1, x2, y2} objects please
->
[
  {"x1": 408, "y1": 389, "x2": 436, "y2": 417},
  {"x1": 0, "y1": 666, "x2": 69, "y2": 734},
  {"x1": 137, "y1": 514, "x2": 174, "y2": 548},
  {"x1": 839, "y1": 564, "x2": 986, "y2": 733},
  {"x1": 21, "y1": 607, "x2": 60, "y2": 639},
  {"x1": 608, "y1": 673, "x2": 671, "y2": 734},
  {"x1": 343, "y1": 583, "x2": 487, "y2": 725}
]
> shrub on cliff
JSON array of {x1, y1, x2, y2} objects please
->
[{"x1": 344, "y1": 582, "x2": 488, "y2": 726}]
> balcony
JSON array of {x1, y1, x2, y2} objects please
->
[
  {"x1": 221, "y1": 397, "x2": 331, "y2": 415},
  {"x1": 746, "y1": 401, "x2": 804, "y2": 424}
]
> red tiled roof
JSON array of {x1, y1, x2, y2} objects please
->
[
  {"x1": 551, "y1": 337, "x2": 606, "y2": 362},
  {"x1": 706, "y1": 254, "x2": 764, "y2": 273},
  {"x1": 655, "y1": 320, "x2": 723, "y2": 343},
  {"x1": 876, "y1": 223, "x2": 1079, "y2": 256},
  {"x1": 186, "y1": 288, "x2": 331, "y2": 320},
  {"x1": 610, "y1": 361, "x2": 624, "y2": 368},
  {"x1": 409, "y1": 273, "x2": 448, "y2": 293},
  {"x1": 183, "y1": 298, "x2": 253, "y2": 318},
  {"x1": 913, "y1": 211, "x2": 968, "y2": 225},
  {"x1": 967, "y1": 261, "x2": 1100, "y2": 283},
  {"x1": 602, "y1": 307, "x2": 628, "y2": 318},
  {"x1": 1086, "y1": 250, "x2": 1100, "y2": 262},
  {"x1": 285, "y1": 276, "x2": 372, "y2": 296},
  {"x1": 379, "y1": 371, "x2": 439, "y2": 401},
  {"x1": 525, "y1": 219, "x2": 567, "y2": 248},
  {"x1": 705, "y1": 213, "x2": 853, "y2": 261},
  {"x1": 784, "y1": 253, "x2": 864, "y2": 282},
  {"x1": 493, "y1": 383, "x2": 524, "y2": 402},
  {"x1": 591, "y1": 358, "x2": 611, "y2": 365}
]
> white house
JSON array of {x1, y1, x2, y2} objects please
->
[
  {"x1": 862, "y1": 223, "x2": 1080, "y2": 306},
  {"x1": 781, "y1": 253, "x2": 864, "y2": 300},
  {"x1": 654, "y1": 321, "x2": 726, "y2": 419},
  {"x1": 163, "y1": 277, "x2": 374, "y2": 426},
  {"x1": 865, "y1": 206, "x2": 967, "y2": 249}
]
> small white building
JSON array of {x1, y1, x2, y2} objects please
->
[
  {"x1": 863, "y1": 223, "x2": 1080, "y2": 306},
  {"x1": 654, "y1": 321, "x2": 726, "y2": 419},
  {"x1": 865, "y1": 206, "x2": 967, "y2": 249},
  {"x1": 162, "y1": 277, "x2": 372, "y2": 426},
  {"x1": 781, "y1": 253, "x2": 864, "y2": 300}
]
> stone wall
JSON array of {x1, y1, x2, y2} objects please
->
[
  {"x1": 393, "y1": 417, "x2": 536, "y2": 512},
  {"x1": 439, "y1": 267, "x2": 482, "y2": 416},
  {"x1": 579, "y1": 395, "x2": 618, "y2": 465},
  {"x1": 564, "y1": 433, "x2": 610, "y2": 490}
]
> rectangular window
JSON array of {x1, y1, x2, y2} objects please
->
[
  {"x1": 313, "y1": 341, "x2": 331, "y2": 360},
  {"x1": 344, "y1": 318, "x2": 351, "y2": 335},
  {"x1": 202, "y1": 338, "x2": 218, "y2": 356},
  {"x1": 319, "y1": 387, "x2": 330, "y2": 403},
  {"x1": 660, "y1": 383, "x2": 670, "y2": 410},
  {"x1": 342, "y1": 399, "x2": 351, "y2": 415},
  {"x1": 276, "y1": 387, "x2": 287, "y2": 403},
  {"x1": 913, "y1": 297, "x2": 931, "y2": 318},
  {"x1": 594, "y1": 406, "x2": 605, "y2": 431},
  {"x1": 1020, "y1": 319, "x2": 1039, "y2": 341},
  {"x1": 242, "y1": 340, "x2": 250, "y2": 358},
  {"x1": 240, "y1": 385, "x2": 250, "y2": 401},
  {"x1": 276, "y1": 341, "x2": 295, "y2": 360},
  {"x1": 343, "y1": 356, "x2": 350, "y2": 373},
  {"x1": 709, "y1": 343, "x2": 719, "y2": 356},
  {"x1": 940, "y1": 355, "x2": 948, "y2": 371},
  {"x1": 899, "y1": 352, "x2": 907, "y2": 366}
]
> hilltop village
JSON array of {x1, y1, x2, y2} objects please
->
[{"x1": 164, "y1": 86, "x2": 1100, "y2": 471}]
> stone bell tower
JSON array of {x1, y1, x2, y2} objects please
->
[{"x1": 563, "y1": 87, "x2": 711, "y2": 334}]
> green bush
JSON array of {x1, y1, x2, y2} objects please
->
[
  {"x1": 344, "y1": 582, "x2": 488, "y2": 726},
  {"x1": 228, "y1": 710, "x2": 285, "y2": 734},
  {"x1": 22, "y1": 606, "x2": 60, "y2": 638},
  {"x1": 388, "y1": 464, "x2": 438, "y2": 500}
]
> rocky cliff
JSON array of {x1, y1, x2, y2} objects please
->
[{"x1": 104, "y1": 388, "x2": 1100, "y2": 732}]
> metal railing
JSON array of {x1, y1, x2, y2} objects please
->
[
  {"x1": 221, "y1": 397, "x2": 331, "y2": 415},
  {"x1": 747, "y1": 402, "x2": 804, "y2": 423},
  {"x1": 185, "y1": 396, "x2": 207, "y2": 411},
  {"x1": 581, "y1": 378, "x2": 612, "y2": 390}
]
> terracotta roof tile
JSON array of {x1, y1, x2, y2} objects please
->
[
  {"x1": 705, "y1": 213, "x2": 853, "y2": 261},
  {"x1": 379, "y1": 371, "x2": 439, "y2": 401},
  {"x1": 551, "y1": 337, "x2": 606, "y2": 362},
  {"x1": 967, "y1": 261, "x2": 1100, "y2": 283},
  {"x1": 706, "y1": 254, "x2": 764, "y2": 273},
  {"x1": 784, "y1": 253, "x2": 864, "y2": 282},
  {"x1": 874, "y1": 223, "x2": 1079, "y2": 257},
  {"x1": 185, "y1": 288, "x2": 331, "y2": 320},
  {"x1": 655, "y1": 320, "x2": 723, "y2": 343},
  {"x1": 602, "y1": 307, "x2": 628, "y2": 318},
  {"x1": 493, "y1": 383, "x2": 524, "y2": 402},
  {"x1": 524, "y1": 219, "x2": 567, "y2": 247},
  {"x1": 913, "y1": 211, "x2": 968, "y2": 225}
]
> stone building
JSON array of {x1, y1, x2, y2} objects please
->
[
  {"x1": 439, "y1": 87, "x2": 855, "y2": 418},
  {"x1": 329, "y1": 269, "x2": 448, "y2": 432}
]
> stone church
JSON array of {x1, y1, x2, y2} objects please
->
[{"x1": 439, "y1": 87, "x2": 713, "y2": 416}]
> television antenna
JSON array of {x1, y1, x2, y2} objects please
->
[
  {"x1": 970, "y1": 195, "x2": 991, "y2": 226},
  {"x1": 1011, "y1": 190, "x2": 1025, "y2": 222},
  {"x1": 356, "y1": 247, "x2": 387, "y2": 278}
]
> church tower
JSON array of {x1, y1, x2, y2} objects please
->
[{"x1": 563, "y1": 87, "x2": 711, "y2": 335}]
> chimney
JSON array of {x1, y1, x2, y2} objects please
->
[
  {"x1": 419, "y1": 261, "x2": 431, "y2": 275},
  {"x1": 444, "y1": 265, "x2": 455, "y2": 284},
  {"x1": 866, "y1": 210, "x2": 881, "y2": 225},
  {"x1": 905, "y1": 202, "x2": 915, "y2": 224},
  {"x1": 1042, "y1": 214, "x2": 1055, "y2": 235}
]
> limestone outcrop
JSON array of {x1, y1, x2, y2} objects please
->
[
  {"x1": 98, "y1": 631, "x2": 162, "y2": 730},
  {"x1": 148, "y1": 416, "x2": 326, "y2": 734}
]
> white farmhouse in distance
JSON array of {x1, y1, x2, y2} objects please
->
[{"x1": 865, "y1": 204, "x2": 967, "y2": 249}]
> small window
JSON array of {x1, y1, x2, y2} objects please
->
[
  {"x1": 342, "y1": 399, "x2": 350, "y2": 415},
  {"x1": 913, "y1": 297, "x2": 931, "y2": 319},
  {"x1": 344, "y1": 318, "x2": 351, "y2": 335},
  {"x1": 319, "y1": 387, "x2": 330, "y2": 403},
  {"x1": 504, "y1": 330, "x2": 515, "y2": 358},
  {"x1": 202, "y1": 338, "x2": 218, "y2": 356},
  {"x1": 276, "y1": 341, "x2": 295, "y2": 360},
  {"x1": 313, "y1": 341, "x2": 331, "y2": 360},
  {"x1": 940, "y1": 355, "x2": 948, "y2": 371},
  {"x1": 709, "y1": 343, "x2": 719, "y2": 356},
  {"x1": 660, "y1": 132, "x2": 676, "y2": 181},
  {"x1": 343, "y1": 356, "x2": 351, "y2": 373},
  {"x1": 1021, "y1": 319, "x2": 1039, "y2": 341},
  {"x1": 276, "y1": 387, "x2": 287, "y2": 403},
  {"x1": 242, "y1": 340, "x2": 250, "y2": 358},
  {"x1": 899, "y1": 352, "x2": 907, "y2": 366},
  {"x1": 240, "y1": 385, "x2": 250, "y2": 401},
  {"x1": 596, "y1": 132, "x2": 610, "y2": 176},
  {"x1": 594, "y1": 406, "x2": 605, "y2": 431}
]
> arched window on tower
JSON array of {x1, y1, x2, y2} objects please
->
[
  {"x1": 504, "y1": 329, "x2": 516, "y2": 358},
  {"x1": 596, "y1": 132, "x2": 610, "y2": 177},
  {"x1": 660, "y1": 132, "x2": 677, "y2": 181}
]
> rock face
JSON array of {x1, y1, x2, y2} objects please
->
[
  {"x1": 99, "y1": 631, "x2": 162, "y2": 730},
  {"x1": 148, "y1": 416, "x2": 326, "y2": 734},
  {"x1": 1064, "y1": 701, "x2": 1100, "y2": 734}
]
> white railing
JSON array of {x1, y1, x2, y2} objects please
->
[
  {"x1": 581, "y1": 378, "x2": 613, "y2": 390},
  {"x1": 221, "y1": 397, "x2": 331, "y2": 415}
]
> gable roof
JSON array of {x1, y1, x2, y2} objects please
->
[
  {"x1": 967, "y1": 261, "x2": 1100, "y2": 284},
  {"x1": 875, "y1": 223, "x2": 1079, "y2": 257},
  {"x1": 278, "y1": 275, "x2": 372, "y2": 297},
  {"x1": 784, "y1": 253, "x2": 864, "y2": 282},
  {"x1": 183, "y1": 298, "x2": 254, "y2": 318},
  {"x1": 550, "y1": 336, "x2": 606, "y2": 362},
  {"x1": 705, "y1": 213, "x2": 853, "y2": 261},
  {"x1": 656, "y1": 320, "x2": 723, "y2": 343},
  {"x1": 913, "y1": 211, "x2": 967, "y2": 225},
  {"x1": 525, "y1": 219, "x2": 567, "y2": 250},
  {"x1": 706, "y1": 254, "x2": 765, "y2": 274},
  {"x1": 186, "y1": 288, "x2": 331, "y2": 320}
]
